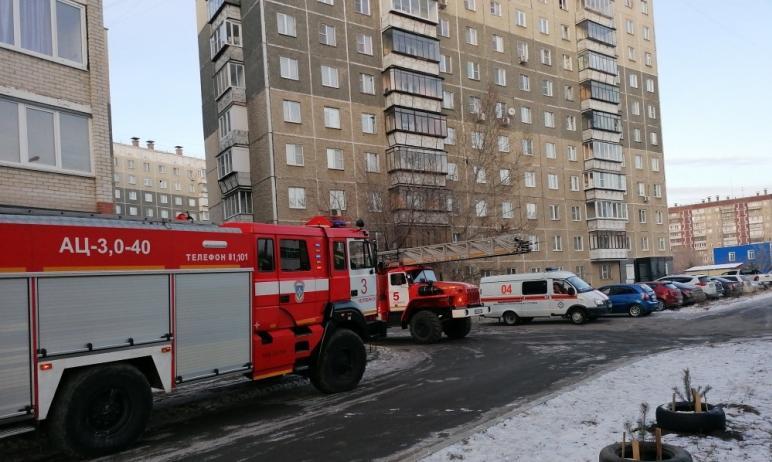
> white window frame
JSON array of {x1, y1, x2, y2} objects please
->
[
  {"x1": 280, "y1": 56, "x2": 299, "y2": 80},
  {"x1": 286, "y1": 143, "x2": 304, "y2": 166},
  {"x1": 356, "y1": 33, "x2": 373, "y2": 55},
  {"x1": 283, "y1": 100, "x2": 302, "y2": 123},
  {"x1": 277, "y1": 12, "x2": 297, "y2": 37},
  {"x1": 361, "y1": 113, "x2": 377, "y2": 134},
  {"x1": 324, "y1": 106, "x2": 341, "y2": 129},
  {"x1": 329, "y1": 190, "x2": 346, "y2": 211},
  {"x1": 548, "y1": 173, "x2": 559, "y2": 190},
  {"x1": 321, "y1": 65, "x2": 340, "y2": 88},
  {"x1": 320, "y1": 23, "x2": 337, "y2": 46},
  {"x1": 288, "y1": 187, "x2": 307, "y2": 209},
  {"x1": 360, "y1": 73, "x2": 376, "y2": 94},
  {"x1": 326, "y1": 148, "x2": 344, "y2": 170}
]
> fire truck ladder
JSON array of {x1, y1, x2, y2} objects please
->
[{"x1": 378, "y1": 234, "x2": 531, "y2": 266}]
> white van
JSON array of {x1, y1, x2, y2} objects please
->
[{"x1": 479, "y1": 271, "x2": 611, "y2": 325}]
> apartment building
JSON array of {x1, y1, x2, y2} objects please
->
[
  {"x1": 113, "y1": 139, "x2": 209, "y2": 221},
  {"x1": 196, "y1": 0, "x2": 670, "y2": 284},
  {"x1": 0, "y1": 0, "x2": 113, "y2": 213},
  {"x1": 669, "y1": 192, "x2": 772, "y2": 266}
]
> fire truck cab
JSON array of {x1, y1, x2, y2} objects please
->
[{"x1": 0, "y1": 213, "x2": 380, "y2": 457}]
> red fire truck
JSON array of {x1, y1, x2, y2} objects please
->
[{"x1": 0, "y1": 212, "x2": 381, "y2": 457}]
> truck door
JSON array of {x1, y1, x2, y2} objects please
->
[
  {"x1": 0, "y1": 278, "x2": 31, "y2": 420},
  {"x1": 347, "y1": 238, "x2": 377, "y2": 316},
  {"x1": 388, "y1": 272, "x2": 409, "y2": 312},
  {"x1": 253, "y1": 236, "x2": 281, "y2": 328}
]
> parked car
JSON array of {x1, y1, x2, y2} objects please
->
[
  {"x1": 643, "y1": 281, "x2": 684, "y2": 308},
  {"x1": 709, "y1": 276, "x2": 742, "y2": 297},
  {"x1": 710, "y1": 278, "x2": 726, "y2": 297},
  {"x1": 720, "y1": 275, "x2": 756, "y2": 294},
  {"x1": 671, "y1": 282, "x2": 707, "y2": 305},
  {"x1": 598, "y1": 284, "x2": 660, "y2": 317},
  {"x1": 723, "y1": 270, "x2": 772, "y2": 288},
  {"x1": 657, "y1": 274, "x2": 719, "y2": 299}
]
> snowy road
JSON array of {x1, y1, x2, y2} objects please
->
[{"x1": 2, "y1": 292, "x2": 771, "y2": 461}]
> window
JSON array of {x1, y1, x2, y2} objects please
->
[
  {"x1": 655, "y1": 210, "x2": 663, "y2": 224},
  {"x1": 475, "y1": 200, "x2": 487, "y2": 217},
  {"x1": 538, "y1": 17, "x2": 549, "y2": 35},
  {"x1": 631, "y1": 100, "x2": 641, "y2": 115},
  {"x1": 570, "y1": 176, "x2": 580, "y2": 191},
  {"x1": 544, "y1": 111, "x2": 555, "y2": 128},
  {"x1": 641, "y1": 236, "x2": 649, "y2": 251},
  {"x1": 318, "y1": 0, "x2": 334, "y2": 5},
  {"x1": 210, "y1": 20, "x2": 241, "y2": 57},
  {"x1": 625, "y1": 19, "x2": 635, "y2": 35},
  {"x1": 522, "y1": 138, "x2": 534, "y2": 155},
  {"x1": 361, "y1": 113, "x2": 377, "y2": 134},
  {"x1": 365, "y1": 152, "x2": 380, "y2": 172},
  {"x1": 144, "y1": 192, "x2": 153, "y2": 203},
  {"x1": 218, "y1": 111, "x2": 232, "y2": 138},
  {"x1": 0, "y1": 98, "x2": 91, "y2": 173},
  {"x1": 465, "y1": 27, "x2": 478, "y2": 45},
  {"x1": 128, "y1": 190, "x2": 137, "y2": 200},
  {"x1": 552, "y1": 235, "x2": 563, "y2": 251},
  {"x1": 651, "y1": 157, "x2": 660, "y2": 171},
  {"x1": 464, "y1": 0, "x2": 476, "y2": 11},
  {"x1": 502, "y1": 202, "x2": 514, "y2": 219},
  {"x1": 360, "y1": 73, "x2": 376, "y2": 95},
  {"x1": 494, "y1": 68, "x2": 507, "y2": 86},
  {"x1": 542, "y1": 79, "x2": 554, "y2": 97},
  {"x1": 385, "y1": 107, "x2": 447, "y2": 137},
  {"x1": 466, "y1": 61, "x2": 480, "y2": 80},
  {"x1": 445, "y1": 127, "x2": 456, "y2": 145},
  {"x1": 114, "y1": 189, "x2": 121, "y2": 199},
  {"x1": 728, "y1": 252, "x2": 736, "y2": 262},
  {"x1": 277, "y1": 12, "x2": 297, "y2": 37},
  {"x1": 540, "y1": 48, "x2": 552, "y2": 65},
  {"x1": 574, "y1": 236, "x2": 584, "y2": 251},
  {"x1": 384, "y1": 68, "x2": 442, "y2": 99},
  {"x1": 126, "y1": 159, "x2": 135, "y2": 170},
  {"x1": 645, "y1": 52, "x2": 653, "y2": 67},
  {"x1": 525, "y1": 171, "x2": 536, "y2": 188},
  {"x1": 447, "y1": 163, "x2": 458, "y2": 180},
  {"x1": 369, "y1": 192, "x2": 383, "y2": 212},
  {"x1": 634, "y1": 127, "x2": 642, "y2": 142},
  {"x1": 529, "y1": 235, "x2": 540, "y2": 252},
  {"x1": 647, "y1": 105, "x2": 657, "y2": 119},
  {"x1": 498, "y1": 136, "x2": 510, "y2": 153},
  {"x1": 438, "y1": 19, "x2": 450, "y2": 37},
  {"x1": 214, "y1": 61, "x2": 245, "y2": 97},
  {"x1": 548, "y1": 174, "x2": 559, "y2": 190},
  {"x1": 145, "y1": 208, "x2": 154, "y2": 218},
  {"x1": 526, "y1": 203, "x2": 537, "y2": 220},
  {"x1": 257, "y1": 238, "x2": 275, "y2": 272},
  {"x1": 393, "y1": 0, "x2": 440, "y2": 20},
  {"x1": 188, "y1": 198, "x2": 196, "y2": 207},
  {"x1": 560, "y1": 24, "x2": 570, "y2": 40},
  {"x1": 326, "y1": 148, "x2": 344, "y2": 170},
  {"x1": 643, "y1": 26, "x2": 651, "y2": 41},
  {"x1": 521, "y1": 107, "x2": 532, "y2": 124},
  {"x1": 129, "y1": 206, "x2": 138, "y2": 216},
  {"x1": 439, "y1": 54, "x2": 452, "y2": 73},
  {"x1": 567, "y1": 145, "x2": 577, "y2": 161},
  {"x1": 474, "y1": 166, "x2": 487, "y2": 183},
  {"x1": 654, "y1": 184, "x2": 662, "y2": 198},
  {"x1": 571, "y1": 206, "x2": 581, "y2": 221},
  {"x1": 646, "y1": 78, "x2": 655, "y2": 93},
  {"x1": 321, "y1": 65, "x2": 339, "y2": 88},
  {"x1": 566, "y1": 115, "x2": 577, "y2": 131},
  {"x1": 280, "y1": 239, "x2": 311, "y2": 271},
  {"x1": 629, "y1": 73, "x2": 639, "y2": 88},
  {"x1": 564, "y1": 85, "x2": 575, "y2": 101},
  {"x1": 160, "y1": 194, "x2": 168, "y2": 204},
  {"x1": 288, "y1": 187, "x2": 306, "y2": 209},
  {"x1": 520, "y1": 74, "x2": 531, "y2": 91},
  {"x1": 638, "y1": 182, "x2": 646, "y2": 197},
  {"x1": 641, "y1": 0, "x2": 649, "y2": 14},
  {"x1": 442, "y1": 91, "x2": 455, "y2": 109},
  {"x1": 330, "y1": 190, "x2": 346, "y2": 211},
  {"x1": 517, "y1": 41, "x2": 529, "y2": 61},
  {"x1": 499, "y1": 168, "x2": 511, "y2": 185},
  {"x1": 286, "y1": 144, "x2": 304, "y2": 166},
  {"x1": 523, "y1": 280, "x2": 548, "y2": 295},
  {"x1": 356, "y1": 33, "x2": 373, "y2": 55},
  {"x1": 650, "y1": 132, "x2": 659, "y2": 145},
  {"x1": 354, "y1": 0, "x2": 371, "y2": 15},
  {"x1": 0, "y1": 0, "x2": 87, "y2": 66},
  {"x1": 545, "y1": 142, "x2": 556, "y2": 159},
  {"x1": 159, "y1": 165, "x2": 167, "y2": 174},
  {"x1": 601, "y1": 264, "x2": 611, "y2": 280},
  {"x1": 635, "y1": 155, "x2": 643, "y2": 169},
  {"x1": 658, "y1": 238, "x2": 666, "y2": 251},
  {"x1": 549, "y1": 204, "x2": 560, "y2": 221},
  {"x1": 323, "y1": 107, "x2": 341, "y2": 129},
  {"x1": 639, "y1": 209, "x2": 647, "y2": 223},
  {"x1": 283, "y1": 100, "x2": 301, "y2": 123},
  {"x1": 320, "y1": 24, "x2": 336, "y2": 46},
  {"x1": 516, "y1": 10, "x2": 527, "y2": 27},
  {"x1": 627, "y1": 46, "x2": 636, "y2": 61},
  {"x1": 748, "y1": 250, "x2": 757, "y2": 260},
  {"x1": 384, "y1": 28, "x2": 440, "y2": 61},
  {"x1": 490, "y1": 0, "x2": 502, "y2": 16}
]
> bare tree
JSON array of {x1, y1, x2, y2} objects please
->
[{"x1": 671, "y1": 245, "x2": 704, "y2": 273}]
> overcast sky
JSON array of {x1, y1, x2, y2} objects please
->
[{"x1": 103, "y1": 0, "x2": 772, "y2": 206}]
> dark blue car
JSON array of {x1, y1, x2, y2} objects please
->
[{"x1": 598, "y1": 284, "x2": 659, "y2": 317}]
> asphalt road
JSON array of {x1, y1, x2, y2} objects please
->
[{"x1": 3, "y1": 295, "x2": 771, "y2": 462}]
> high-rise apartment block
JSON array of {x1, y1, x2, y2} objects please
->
[
  {"x1": 669, "y1": 193, "x2": 772, "y2": 266},
  {"x1": 0, "y1": 0, "x2": 113, "y2": 213},
  {"x1": 112, "y1": 139, "x2": 209, "y2": 221},
  {"x1": 196, "y1": 0, "x2": 670, "y2": 284}
]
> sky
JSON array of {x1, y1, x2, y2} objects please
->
[{"x1": 103, "y1": 0, "x2": 772, "y2": 206}]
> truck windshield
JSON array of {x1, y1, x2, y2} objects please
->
[
  {"x1": 407, "y1": 269, "x2": 438, "y2": 283},
  {"x1": 566, "y1": 276, "x2": 594, "y2": 293}
]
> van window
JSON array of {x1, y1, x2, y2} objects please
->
[
  {"x1": 349, "y1": 239, "x2": 374, "y2": 270},
  {"x1": 523, "y1": 280, "x2": 548, "y2": 295},
  {"x1": 280, "y1": 239, "x2": 311, "y2": 271},
  {"x1": 333, "y1": 241, "x2": 346, "y2": 270},
  {"x1": 257, "y1": 238, "x2": 274, "y2": 272},
  {"x1": 390, "y1": 273, "x2": 407, "y2": 286}
]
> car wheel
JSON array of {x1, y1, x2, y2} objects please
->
[
  {"x1": 628, "y1": 304, "x2": 643, "y2": 317},
  {"x1": 502, "y1": 311, "x2": 520, "y2": 326},
  {"x1": 568, "y1": 308, "x2": 587, "y2": 325}
]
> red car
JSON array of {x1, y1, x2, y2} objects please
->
[{"x1": 642, "y1": 281, "x2": 683, "y2": 308}]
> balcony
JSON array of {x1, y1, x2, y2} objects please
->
[
  {"x1": 577, "y1": 5, "x2": 615, "y2": 27},
  {"x1": 217, "y1": 87, "x2": 246, "y2": 114},
  {"x1": 581, "y1": 99, "x2": 619, "y2": 114},
  {"x1": 582, "y1": 129, "x2": 621, "y2": 144},
  {"x1": 584, "y1": 159, "x2": 623, "y2": 173},
  {"x1": 587, "y1": 219, "x2": 627, "y2": 232},
  {"x1": 584, "y1": 189, "x2": 624, "y2": 202},
  {"x1": 578, "y1": 69, "x2": 619, "y2": 86},
  {"x1": 590, "y1": 248, "x2": 629, "y2": 261},
  {"x1": 392, "y1": 209, "x2": 450, "y2": 226},
  {"x1": 385, "y1": 93, "x2": 442, "y2": 113},
  {"x1": 217, "y1": 171, "x2": 251, "y2": 195},
  {"x1": 576, "y1": 39, "x2": 616, "y2": 57},
  {"x1": 218, "y1": 129, "x2": 249, "y2": 153}
]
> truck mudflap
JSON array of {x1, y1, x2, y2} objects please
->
[{"x1": 451, "y1": 305, "x2": 491, "y2": 318}]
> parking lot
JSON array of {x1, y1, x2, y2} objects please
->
[{"x1": 3, "y1": 292, "x2": 771, "y2": 462}]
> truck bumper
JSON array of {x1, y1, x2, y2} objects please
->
[{"x1": 452, "y1": 305, "x2": 491, "y2": 318}]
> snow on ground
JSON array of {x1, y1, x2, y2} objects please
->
[
  {"x1": 655, "y1": 290, "x2": 772, "y2": 319},
  {"x1": 423, "y1": 339, "x2": 772, "y2": 462}
]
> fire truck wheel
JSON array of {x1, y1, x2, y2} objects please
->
[
  {"x1": 443, "y1": 317, "x2": 472, "y2": 339},
  {"x1": 49, "y1": 363, "x2": 152, "y2": 458},
  {"x1": 310, "y1": 329, "x2": 367, "y2": 394},
  {"x1": 409, "y1": 310, "x2": 443, "y2": 344}
]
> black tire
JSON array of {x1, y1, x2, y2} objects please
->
[
  {"x1": 409, "y1": 310, "x2": 443, "y2": 344},
  {"x1": 443, "y1": 318, "x2": 472, "y2": 339},
  {"x1": 310, "y1": 328, "x2": 367, "y2": 394},
  {"x1": 656, "y1": 402, "x2": 726, "y2": 433},
  {"x1": 599, "y1": 442, "x2": 693, "y2": 462},
  {"x1": 501, "y1": 311, "x2": 520, "y2": 326},
  {"x1": 568, "y1": 307, "x2": 588, "y2": 325},
  {"x1": 628, "y1": 304, "x2": 643, "y2": 317},
  {"x1": 48, "y1": 363, "x2": 152, "y2": 458}
]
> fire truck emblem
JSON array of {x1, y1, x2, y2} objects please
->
[{"x1": 294, "y1": 281, "x2": 305, "y2": 302}]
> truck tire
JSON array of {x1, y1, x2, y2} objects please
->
[
  {"x1": 502, "y1": 311, "x2": 520, "y2": 326},
  {"x1": 568, "y1": 307, "x2": 588, "y2": 325},
  {"x1": 310, "y1": 328, "x2": 367, "y2": 394},
  {"x1": 656, "y1": 402, "x2": 726, "y2": 433},
  {"x1": 443, "y1": 318, "x2": 472, "y2": 339},
  {"x1": 409, "y1": 310, "x2": 443, "y2": 344},
  {"x1": 49, "y1": 363, "x2": 152, "y2": 458}
]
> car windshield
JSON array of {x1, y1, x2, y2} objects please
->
[
  {"x1": 566, "y1": 276, "x2": 594, "y2": 293},
  {"x1": 638, "y1": 283, "x2": 655, "y2": 293},
  {"x1": 407, "y1": 269, "x2": 438, "y2": 283}
]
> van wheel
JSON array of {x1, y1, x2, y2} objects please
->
[
  {"x1": 310, "y1": 328, "x2": 366, "y2": 394},
  {"x1": 568, "y1": 308, "x2": 587, "y2": 325},
  {"x1": 502, "y1": 311, "x2": 520, "y2": 326},
  {"x1": 628, "y1": 304, "x2": 643, "y2": 317},
  {"x1": 443, "y1": 318, "x2": 472, "y2": 339},
  {"x1": 409, "y1": 310, "x2": 443, "y2": 344},
  {"x1": 49, "y1": 364, "x2": 152, "y2": 458}
]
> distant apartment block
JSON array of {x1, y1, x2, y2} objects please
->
[
  {"x1": 0, "y1": 0, "x2": 113, "y2": 213},
  {"x1": 196, "y1": 0, "x2": 670, "y2": 284},
  {"x1": 113, "y1": 139, "x2": 209, "y2": 221},
  {"x1": 669, "y1": 192, "x2": 772, "y2": 265}
]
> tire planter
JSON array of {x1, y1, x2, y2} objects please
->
[
  {"x1": 656, "y1": 402, "x2": 726, "y2": 433},
  {"x1": 599, "y1": 442, "x2": 693, "y2": 462}
]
